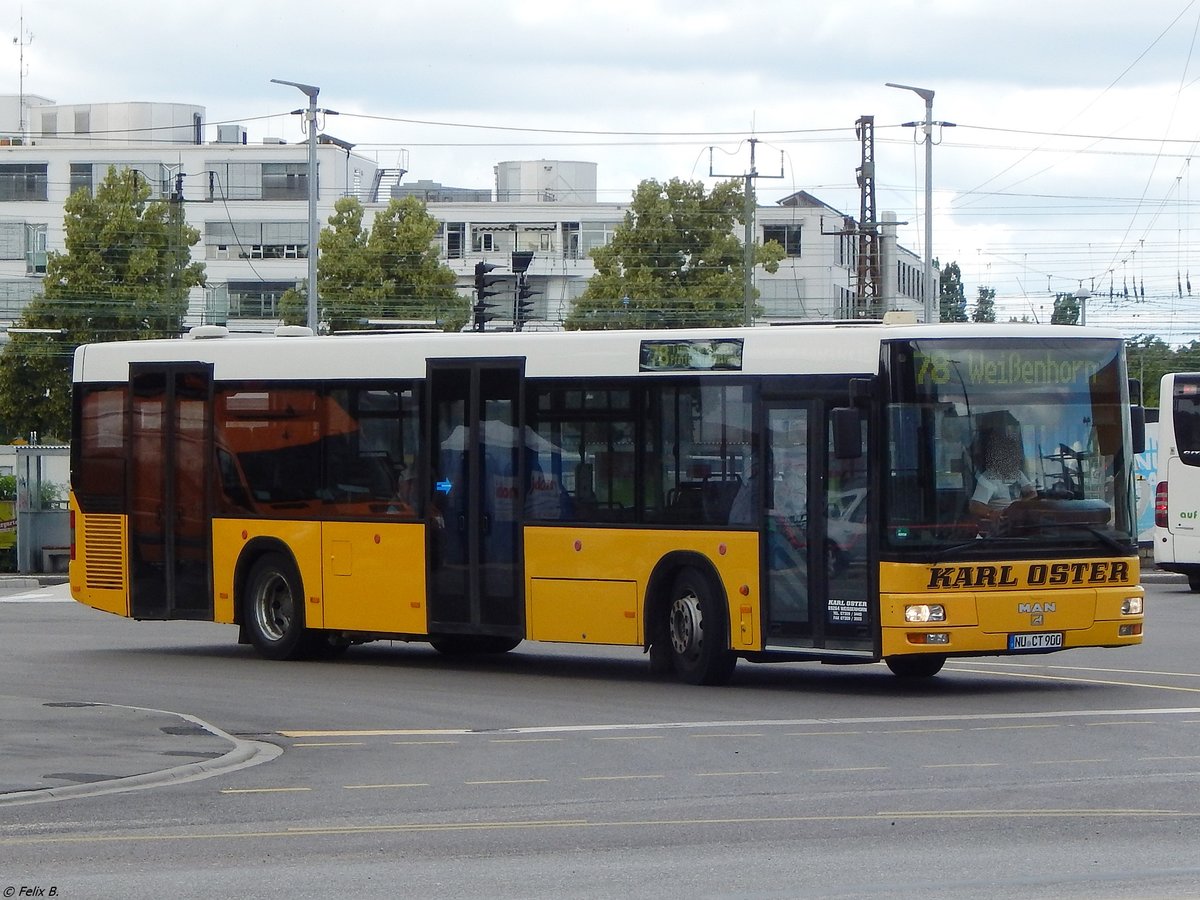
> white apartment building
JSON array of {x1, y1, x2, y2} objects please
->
[{"x1": 0, "y1": 95, "x2": 927, "y2": 333}]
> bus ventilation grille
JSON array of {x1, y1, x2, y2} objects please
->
[{"x1": 83, "y1": 515, "x2": 124, "y2": 591}]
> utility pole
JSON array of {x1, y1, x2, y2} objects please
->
[
  {"x1": 886, "y1": 83, "x2": 953, "y2": 324},
  {"x1": 710, "y1": 138, "x2": 784, "y2": 325},
  {"x1": 271, "y1": 79, "x2": 321, "y2": 332},
  {"x1": 854, "y1": 116, "x2": 882, "y2": 318}
]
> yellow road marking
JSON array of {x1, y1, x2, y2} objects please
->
[
  {"x1": 464, "y1": 779, "x2": 548, "y2": 785},
  {"x1": 343, "y1": 783, "x2": 429, "y2": 790},
  {"x1": 5, "y1": 809, "x2": 1193, "y2": 846},
  {"x1": 489, "y1": 738, "x2": 563, "y2": 744}
]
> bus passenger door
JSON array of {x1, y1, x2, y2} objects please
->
[
  {"x1": 763, "y1": 401, "x2": 873, "y2": 655},
  {"x1": 128, "y1": 363, "x2": 214, "y2": 620},
  {"x1": 427, "y1": 362, "x2": 524, "y2": 637}
]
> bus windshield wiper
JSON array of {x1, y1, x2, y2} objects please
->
[{"x1": 934, "y1": 534, "x2": 1038, "y2": 562}]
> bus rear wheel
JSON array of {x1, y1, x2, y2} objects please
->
[
  {"x1": 885, "y1": 654, "x2": 946, "y2": 678},
  {"x1": 244, "y1": 553, "x2": 312, "y2": 661},
  {"x1": 665, "y1": 567, "x2": 736, "y2": 686}
]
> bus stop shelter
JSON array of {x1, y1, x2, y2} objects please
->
[{"x1": 14, "y1": 445, "x2": 70, "y2": 574}]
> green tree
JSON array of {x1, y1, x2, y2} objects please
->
[
  {"x1": 1051, "y1": 291, "x2": 1080, "y2": 325},
  {"x1": 0, "y1": 167, "x2": 204, "y2": 440},
  {"x1": 1124, "y1": 335, "x2": 1200, "y2": 408},
  {"x1": 281, "y1": 196, "x2": 464, "y2": 332},
  {"x1": 565, "y1": 178, "x2": 784, "y2": 329},
  {"x1": 937, "y1": 260, "x2": 967, "y2": 322},
  {"x1": 972, "y1": 285, "x2": 996, "y2": 323}
]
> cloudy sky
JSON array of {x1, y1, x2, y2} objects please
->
[{"x1": 7, "y1": 0, "x2": 1200, "y2": 339}]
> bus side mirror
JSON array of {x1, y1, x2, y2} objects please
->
[
  {"x1": 832, "y1": 407, "x2": 863, "y2": 460},
  {"x1": 1131, "y1": 404, "x2": 1146, "y2": 455},
  {"x1": 1129, "y1": 379, "x2": 1146, "y2": 454}
]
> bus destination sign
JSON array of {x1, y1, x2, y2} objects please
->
[{"x1": 639, "y1": 338, "x2": 744, "y2": 372}]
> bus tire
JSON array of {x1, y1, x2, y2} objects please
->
[
  {"x1": 885, "y1": 654, "x2": 946, "y2": 678},
  {"x1": 666, "y1": 567, "x2": 736, "y2": 686},
  {"x1": 244, "y1": 552, "x2": 312, "y2": 661},
  {"x1": 1188, "y1": 573, "x2": 1200, "y2": 593}
]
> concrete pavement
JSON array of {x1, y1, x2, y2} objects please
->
[
  {"x1": 0, "y1": 695, "x2": 281, "y2": 806},
  {"x1": 0, "y1": 569, "x2": 1187, "y2": 806}
]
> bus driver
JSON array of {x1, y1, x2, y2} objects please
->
[{"x1": 969, "y1": 431, "x2": 1036, "y2": 526}]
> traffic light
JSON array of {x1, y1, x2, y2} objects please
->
[
  {"x1": 510, "y1": 251, "x2": 538, "y2": 331},
  {"x1": 473, "y1": 261, "x2": 506, "y2": 332},
  {"x1": 514, "y1": 273, "x2": 540, "y2": 331}
]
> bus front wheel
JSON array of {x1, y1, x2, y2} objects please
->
[
  {"x1": 885, "y1": 654, "x2": 946, "y2": 678},
  {"x1": 665, "y1": 567, "x2": 736, "y2": 686},
  {"x1": 244, "y1": 553, "x2": 312, "y2": 661}
]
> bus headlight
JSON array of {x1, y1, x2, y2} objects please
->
[
  {"x1": 1121, "y1": 596, "x2": 1143, "y2": 616},
  {"x1": 905, "y1": 604, "x2": 946, "y2": 623}
]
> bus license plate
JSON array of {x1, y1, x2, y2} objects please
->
[{"x1": 1008, "y1": 632, "x2": 1064, "y2": 651}]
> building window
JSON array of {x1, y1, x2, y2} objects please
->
[
  {"x1": 0, "y1": 222, "x2": 23, "y2": 260},
  {"x1": 25, "y1": 223, "x2": 47, "y2": 274},
  {"x1": 445, "y1": 223, "x2": 465, "y2": 259},
  {"x1": 205, "y1": 221, "x2": 307, "y2": 260},
  {"x1": 70, "y1": 164, "x2": 94, "y2": 197},
  {"x1": 74, "y1": 109, "x2": 90, "y2": 135},
  {"x1": 0, "y1": 164, "x2": 48, "y2": 201},
  {"x1": 227, "y1": 280, "x2": 296, "y2": 318},
  {"x1": 763, "y1": 224, "x2": 802, "y2": 257},
  {"x1": 262, "y1": 163, "x2": 310, "y2": 201},
  {"x1": 39, "y1": 113, "x2": 56, "y2": 138},
  {"x1": 472, "y1": 231, "x2": 496, "y2": 253}
]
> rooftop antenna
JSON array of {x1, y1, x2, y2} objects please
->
[{"x1": 13, "y1": 9, "x2": 33, "y2": 141}]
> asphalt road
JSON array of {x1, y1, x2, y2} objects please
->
[{"x1": 2, "y1": 575, "x2": 1199, "y2": 899}]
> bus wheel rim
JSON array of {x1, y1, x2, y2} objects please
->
[
  {"x1": 254, "y1": 573, "x2": 293, "y2": 642},
  {"x1": 669, "y1": 591, "x2": 702, "y2": 658}
]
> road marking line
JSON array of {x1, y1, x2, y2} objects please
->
[
  {"x1": 591, "y1": 735, "x2": 665, "y2": 741},
  {"x1": 579, "y1": 774, "x2": 666, "y2": 781},
  {"x1": 488, "y1": 738, "x2": 563, "y2": 744},
  {"x1": 4, "y1": 810, "x2": 1197, "y2": 846},
  {"x1": 392, "y1": 740, "x2": 459, "y2": 746},
  {"x1": 219, "y1": 787, "x2": 312, "y2": 794},
  {"x1": 278, "y1": 706, "x2": 1200, "y2": 740},
  {"x1": 464, "y1": 779, "x2": 548, "y2": 785},
  {"x1": 922, "y1": 763, "x2": 1002, "y2": 769},
  {"x1": 344, "y1": 783, "x2": 429, "y2": 790},
  {"x1": 970, "y1": 724, "x2": 1058, "y2": 731},
  {"x1": 696, "y1": 771, "x2": 781, "y2": 777},
  {"x1": 293, "y1": 741, "x2": 364, "y2": 748},
  {"x1": 811, "y1": 766, "x2": 889, "y2": 773}
]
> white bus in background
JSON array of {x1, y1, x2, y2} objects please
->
[{"x1": 1154, "y1": 372, "x2": 1200, "y2": 590}]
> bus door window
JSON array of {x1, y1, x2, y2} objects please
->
[
  {"x1": 825, "y1": 411, "x2": 871, "y2": 636},
  {"x1": 765, "y1": 407, "x2": 810, "y2": 629}
]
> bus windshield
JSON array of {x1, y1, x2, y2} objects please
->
[{"x1": 883, "y1": 337, "x2": 1136, "y2": 555}]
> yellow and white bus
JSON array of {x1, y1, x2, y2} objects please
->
[{"x1": 69, "y1": 321, "x2": 1145, "y2": 684}]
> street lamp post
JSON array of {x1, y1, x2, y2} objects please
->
[
  {"x1": 271, "y1": 79, "x2": 320, "y2": 332},
  {"x1": 886, "y1": 82, "x2": 937, "y2": 324},
  {"x1": 1074, "y1": 285, "x2": 1092, "y2": 326}
]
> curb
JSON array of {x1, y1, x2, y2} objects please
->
[{"x1": 0, "y1": 704, "x2": 282, "y2": 807}]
